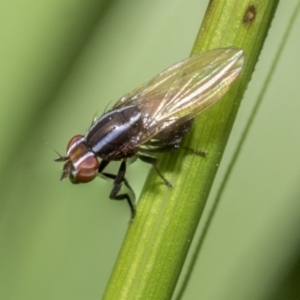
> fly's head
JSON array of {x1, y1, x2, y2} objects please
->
[{"x1": 55, "y1": 135, "x2": 99, "y2": 183}]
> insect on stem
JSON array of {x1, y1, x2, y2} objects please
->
[{"x1": 56, "y1": 48, "x2": 245, "y2": 218}]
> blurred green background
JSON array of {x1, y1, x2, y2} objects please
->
[{"x1": 0, "y1": 1, "x2": 300, "y2": 299}]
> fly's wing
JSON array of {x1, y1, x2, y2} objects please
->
[{"x1": 114, "y1": 48, "x2": 244, "y2": 144}]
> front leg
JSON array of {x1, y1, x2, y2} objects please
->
[{"x1": 107, "y1": 160, "x2": 136, "y2": 219}]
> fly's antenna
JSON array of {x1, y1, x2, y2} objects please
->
[{"x1": 44, "y1": 139, "x2": 68, "y2": 162}]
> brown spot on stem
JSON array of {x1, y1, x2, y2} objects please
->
[{"x1": 243, "y1": 4, "x2": 256, "y2": 25}]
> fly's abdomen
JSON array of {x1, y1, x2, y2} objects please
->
[{"x1": 86, "y1": 106, "x2": 142, "y2": 160}]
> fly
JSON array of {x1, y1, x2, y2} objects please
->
[{"x1": 56, "y1": 48, "x2": 245, "y2": 218}]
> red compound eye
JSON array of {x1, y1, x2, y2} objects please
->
[
  {"x1": 74, "y1": 155, "x2": 99, "y2": 183},
  {"x1": 66, "y1": 135, "x2": 84, "y2": 152}
]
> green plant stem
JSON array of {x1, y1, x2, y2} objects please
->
[
  {"x1": 103, "y1": 1, "x2": 279, "y2": 299},
  {"x1": 176, "y1": 1, "x2": 299, "y2": 298}
]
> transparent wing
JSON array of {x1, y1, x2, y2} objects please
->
[{"x1": 114, "y1": 48, "x2": 244, "y2": 144}]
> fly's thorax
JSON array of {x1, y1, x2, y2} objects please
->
[
  {"x1": 86, "y1": 106, "x2": 142, "y2": 160},
  {"x1": 65, "y1": 135, "x2": 99, "y2": 183}
]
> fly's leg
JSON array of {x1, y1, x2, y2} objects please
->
[
  {"x1": 139, "y1": 144, "x2": 180, "y2": 154},
  {"x1": 138, "y1": 133, "x2": 206, "y2": 189},
  {"x1": 138, "y1": 154, "x2": 173, "y2": 188},
  {"x1": 181, "y1": 146, "x2": 206, "y2": 157},
  {"x1": 98, "y1": 160, "x2": 136, "y2": 219},
  {"x1": 142, "y1": 137, "x2": 207, "y2": 157},
  {"x1": 146, "y1": 119, "x2": 206, "y2": 156},
  {"x1": 98, "y1": 159, "x2": 110, "y2": 172},
  {"x1": 139, "y1": 143, "x2": 207, "y2": 157},
  {"x1": 101, "y1": 160, "x2": 136, "y2": 220}
]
